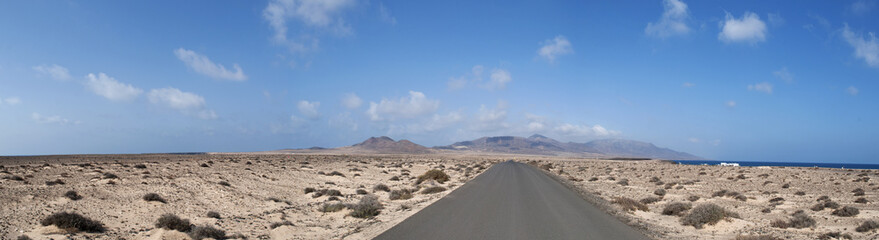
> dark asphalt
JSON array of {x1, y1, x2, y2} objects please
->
[{"x1": 374, "y1": 161, "x2": 649, "y2": 240}]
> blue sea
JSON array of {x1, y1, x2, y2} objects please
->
[{"x1": 673, "y1": 160, "x2": 879, "y2": 170}]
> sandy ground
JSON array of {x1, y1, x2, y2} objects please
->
[
  {"x1": 0, "y1": 153, "x2": 495, "y2": 240},
  {"x1": 533, "y1": 158, "x2": 879, "y2": 240}
]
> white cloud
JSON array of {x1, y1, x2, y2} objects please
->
[
  {"x1": 1, "y1": 97, "x2": 21, "y2": 106},
  {"x1": 367, "y1": 91, "x2": 439, "y2": 121},
  {"x1": 148, "y1": 87, "x2": 217, "y2": 119},
  {"x1": 389, "y1": 111, "x2": 465, "y2": 135},
  {"x1": 748, "y1": 82, "x2": 773, "y2": 94},
  {"x1": 85, "y1": 73, "x2": 143, "y2": 101},
  {"x1": 847, "y1": 86, "x2": 859, "y2": 96},
  {"x1": 32, "y1": 64, "x2": 71, "y2": 81},
  {"x1": 174, "y1": 48, "x2": 247, "y2": 81},
  {"x1": 341, "y1": 93, "x2": 362, "y2": 109},
  {"x1": 32, "y1": 112, "x2": 80, "y2": 125},
  {"x1": 487, "y1": 69, "x2": 512, "y2": 90},
  {"x1": 688, "y1": 137, "x2": 701, "y2": 143},
  {"x1": 537, "y1": 35, "x2": 573, "y2": 63},
  {"x1": 645, "y1": 0, "x2": 690, "y2": 38},
  {"x1": 842, "y1": 25, "x2": 879, "y2": 68},
  {"x1": 553, "y1": 123, "x2": 619, "y2": 138},
  {"x1": 718, "y1": 12, "x2": 767, "y2": 44},
  {"x1": 682, "y1": 82, "x2": 695, "y2": 88},
  {"x1": 726, "y1": 100, "x2": 737, "y2": 108},
  {"x1": 378, "y1": 3, "x2": 396, "y2": 25},
  {"x1": 263, "y1": 0, "x2": 355, "y2": 54},
  {"x1": 773, "y1": 67, "x2": 794, "y2": 83},
  {"x1": 297, "y1": 100, "x2": 320, "y2": 119}
]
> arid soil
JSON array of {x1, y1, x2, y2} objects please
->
[
  {"x1": 0, "y1": 154, "x2": 495, "y2": 240},
  {"x1": 535, "y1": 158, "x2": 879, "y2": 240}
]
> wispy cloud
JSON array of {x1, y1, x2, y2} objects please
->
[
  {"x1": 537, "y1": 35, "x2": 573, "y2": 63},
  {"x1": 682, "y1": 82, "x2": 695, "y2": 88},
  {"x1": 645, "y1": 0, "x2": 690, "y2": 38},
  {"x1": 85, "y1": 73, "x2": 143, "y2": 101},
  {"x1": 174, "y1": 48, "x2": 247, "y2": 81},
  {"x1": 0, "y1": 97, "x2": 21, "y2": 106},
  {"x1": 33, "y1": 64, "x2": 72, "y2": 81},
  {"x1": 726, "y1": 100, "x2": 737, "y2": 108},
  {"x1": 32, "y1": 112, "x2": 80, "y2": 125},
  {"x1": 773, "y1": 67, "x2": 794, "y2": 83},
  {"x1": 718, "y1": 12, "x2": 767, "y2": 44},
  {"x1": 748, "y1": 82, "x2": 773, "y2": 94},
  {"x1": 148, "y1": 87, "x2": 217, "y2": 119},
  {"x1": 378, "y1": 3, "x2": 396, "y2": 25},
  {"x1": 847, "y1": 86, "x2": 859, "y2": 96},
  {"x1": 841, "y1": 25, "x2": 879, "y2": 68},
  {"x1": 850, "y1": 0, "x2": 875, "y2": 16}
]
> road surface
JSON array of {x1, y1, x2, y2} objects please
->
[{"x1": 374, "y1": 161, "x2": 649, "y2": 240}]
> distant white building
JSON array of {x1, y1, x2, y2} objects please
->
[{"x1": 719, "y1": 162, "x2": 740, "y2": 167}]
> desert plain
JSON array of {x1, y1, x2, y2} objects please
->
[{"x1": 1, "y1": 153, "x2": 877, "y2": 240}]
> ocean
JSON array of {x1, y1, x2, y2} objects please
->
[{"x1": 672, "y1": 160, "x2": 879, "y2": 170}]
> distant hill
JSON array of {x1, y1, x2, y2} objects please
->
[
  {"x1": 349, "y1": 136, "x2": 432, "y2": 154},
  {"x1": 437, "y1": 134, "x2": 702, "y2": 160}
]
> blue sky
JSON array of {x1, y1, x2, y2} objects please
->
[{"x1": 0, "y1": 0, "x2": 877, "y2": 162}]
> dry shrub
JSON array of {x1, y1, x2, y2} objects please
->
[
  {"x1": 818, "y1": 232, "x2": 852, "y2": 240},
  {"x1": 373, "y1": 184, "x2": 391, "y2": 192},
  {"x1": 156, "y1": 214, "x2": 192, "y2": 232},
  {"x1": 640, "y1": 196, "x2": 662, "y2": 204},
  {"x1": 190, "y1": 225, "x2": 226, "y2": 240},
  {"x1": 681, "y1": 203, "x2": 739, "y2": 229},
  {"x1": 856, "y1": 220, "x2": 879, "y2": 232},
  {"x1": 421, "y1": 186, "x2": 447, "y2": 194},
  {"x1": 736, "y1": 235, "x2": 781, "y2": 240},
  {"x1": 64, "y1": 190, "x2": 82, "y2": 200},
  {"x1": 143, "y1": 193, "x2": 166, "y2": 203},
  {"x1": 389, "y1": 189, "x2": 413, "y2": 200},
  {"x1": 687, "y1": 195, "x2": 700, "y2": 202},
  {"x1": 41, "y1": 212, "x2": 105, "y2": 233},
  {"x1": 654, "y1": 188, "x2": 666, "y2": 196},
  {"x1": 320, "y1": 203, "x2": 346, "y2": 212},
  {"x1": 416, "y1": 169, "x2": 450, "y2": 184},
  {"x1": 350, "y1": 195, "x2": 382, "y2": 218},
  {"x1": 662, "y1": 202, "x2": 692, "y2": 216},
  {"x1": 832, "y1": 206, "x2": 860, "y2": 217},
  {"x1": 613, "y1": 197, "x2": 648, "y2": 212}
]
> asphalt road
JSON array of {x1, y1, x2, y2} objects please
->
[{"x1": 374, "y1": 161, "x2": 649, "y2": 240}]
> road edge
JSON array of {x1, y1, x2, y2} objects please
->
[{"x1": 528, "y1": 161, "x2": 664, "y2": 240}]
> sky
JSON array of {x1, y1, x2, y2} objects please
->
[{"x1": 0, "y1": 0, "x2": 877, "y2": 163}]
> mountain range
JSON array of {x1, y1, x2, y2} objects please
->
[{"x1": 333, "y1": 134, "x2": 703, "y2": 160}]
